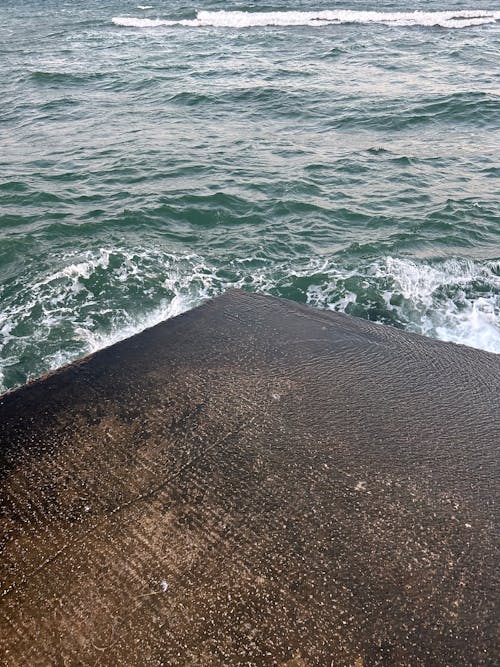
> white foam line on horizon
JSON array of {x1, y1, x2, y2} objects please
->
[{"x1": 112, "y1": 9, "x2": 500, "y2": 30}]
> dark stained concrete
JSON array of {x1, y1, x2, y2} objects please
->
[{"x1": 0, "y1": 290, "x2": 498, "y2": 666}]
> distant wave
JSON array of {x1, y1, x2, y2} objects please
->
[
  {"x1": 164, "y1": 88, "x2": 499, "y2": 129},
  {"x1": 112, "y1": 9, "x2": 500, "y2": 30}
]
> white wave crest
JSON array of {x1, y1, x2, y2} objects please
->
[{"x1": 112, "y1": 9, "x2": 500, "y2": 30}]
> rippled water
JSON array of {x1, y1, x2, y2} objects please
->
[{"x1": 1, "y1": 0, "x2": 499, "y2": 392}]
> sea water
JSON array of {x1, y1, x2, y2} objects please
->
[{"x1": 0, "y1": 0, "x2": 499, "y2": 391}]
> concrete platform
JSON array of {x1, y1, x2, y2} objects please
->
[{"x1": 1, "y1": 290, "x2": 498, "y2": 666}]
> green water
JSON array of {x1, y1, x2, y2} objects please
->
[{"x1": 1, "y1": 0, "x2": 499, "y2": 392}]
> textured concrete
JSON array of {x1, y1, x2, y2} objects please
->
[{"x1": 0, "y1": 290, "x2": 498, "y2": 666}]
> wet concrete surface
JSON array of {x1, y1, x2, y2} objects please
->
[{"x1": 0, "y1": 290, "x2": 498, "y2": 666}]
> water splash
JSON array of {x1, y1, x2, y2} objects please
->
[{"x1": 1, "y1": 248, "x2": 498, "y2": 393}]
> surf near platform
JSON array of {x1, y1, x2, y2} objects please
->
[{"x1": 1, "y1": 290, "x2": 498, "y2": 666}]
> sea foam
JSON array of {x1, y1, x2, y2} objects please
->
[
  {"x1": 112, "y1": 9, "x2": 500, "y2": 30},
  {"x1": 369, "y1": 257, "x2": 500, "y2": 353},
  {"x1": 0, "y1": 248, "x2": 498, "y2": 393}
]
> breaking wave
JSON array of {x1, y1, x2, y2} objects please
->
[
  {"x1": 112, "y1": 9, "x2": 500, "y2": 30},
  {"x1": 0, "y1": 249, "x2": 498, "y2": 392}
]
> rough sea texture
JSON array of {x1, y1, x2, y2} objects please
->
[{"x1": 0, "y1": 0, "x2": 499, "y2": 392}]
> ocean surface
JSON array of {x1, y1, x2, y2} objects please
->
[{"x1": 1, "y1": 0, "x2": 499, "y2": 392}]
